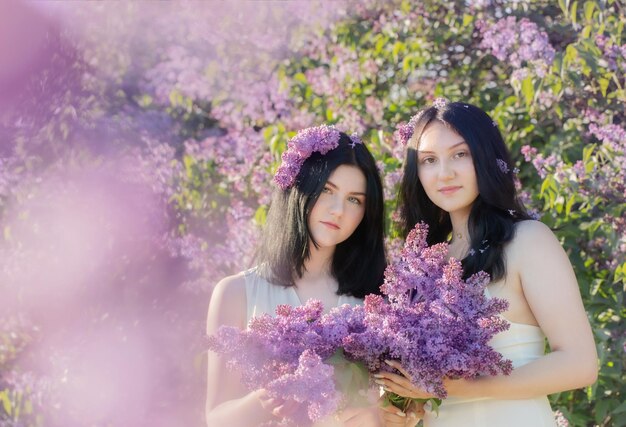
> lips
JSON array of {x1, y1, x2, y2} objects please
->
[
  {"x1": 320, "y1": 221, "x2": 340, "y2": 230},
  {"x1": 438, "y1": 186, "x2": 461, "y2": 195}
]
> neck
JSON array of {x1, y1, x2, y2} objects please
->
[
  {"x1": 301, "y1": 243, "x2": 334, "y2": 282},
  {"x1": 449, "y1": 210, "x2": 470, "y2": 243}
]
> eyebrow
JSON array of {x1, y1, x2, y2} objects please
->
[
  {"x1": 326, "y1": 180, "x2": 367, "y2": 196},
  {"x1": 417, "y1": 141, "x2": 468, "y2": 154}
]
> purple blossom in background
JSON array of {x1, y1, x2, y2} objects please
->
[
  {"x1": 384, "y1": 168, "x2": 404, "y2": 201},
  {"x1": 594, "y1": 34, "x2": 626, "y2": 73},
  {"x1": 554, "y1": 409, "x2": 570, "y2": 427},
  {"x1": 478, "y1": 17, "x2": 555, "y2": 80},
  {"x1": 385, "y1": 236, "x2": 405, "y2": 266},
  {"x1": 589, "y1": 123, "x2": 626, "y2": 154},
  {"x1": 365, "y1": 96, "x2": 384, "y2": 123},
  {"x1": 521, "y1": 144, "x2": 566, "y2": 184}
]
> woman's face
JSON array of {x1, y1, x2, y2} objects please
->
[
  {"x1": 307, "y1": 164, "x2": 367, "y2": 249},
  {"x1": 416, "y1": 120, "x2": 479, "y2": 217}
]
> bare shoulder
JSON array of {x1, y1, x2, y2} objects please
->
[
  {"x1": 510, "y1": 220, "x2": 559, "y2": 251},
  {"x1": 206, "y1": 271, "x2": 248, "y2": 332},
  {"x1": 505, "y1": 220, "x2": 567, "y2": 271},
  {"x1": 212, "y1": 272, "x2": 247, "y2": 304}
]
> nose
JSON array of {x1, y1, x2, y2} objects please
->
[
  {"x1": 438, "y1": 160, "x2": 455, "y2": 180},
  {"x1": 328, "y1": 195, "x2": 344, "y2": 217}
]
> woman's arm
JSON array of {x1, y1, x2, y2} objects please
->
[
  {"x1": 377, "y1": 221, "x2": 598, "y2": 400},
  {"x1": 205, "y1": 273, "x2": 284, "y2": 427},
  {"x1": 449, "y1": 221, "x2": 598, "y2": 398}
]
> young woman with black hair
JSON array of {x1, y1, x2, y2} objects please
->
[
  {"x1": 377, "y1": 100, "x2": 597, "y2": 427},
  {"x1": 206, "y1": 126, "x2": 386, "y2": 427}
]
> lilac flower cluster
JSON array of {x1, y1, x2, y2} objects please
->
[
  {"x1": 394, "y1": 111, "x2": 423, "y2": 146},
  {"x1": 343, "y1": 222, "x2": 513, "y2": 398},
  {"x1": 478, "y1": 17, "x2": 556, "y2": 80},
  {"x1": 521, "y1": 144, "x2": 557, "y2": 179},
  {"x1": 595, "y1": 34, "x2": 626, "y2": 73},
  {"x1": 265, "y1": 350, "x2": 339, "y2": 424},
  {"x1": 207, "y1": 300, "x2": 345, "y2": 425},
  {"x1": 274, "y1": 125, "x2": 355, "y2": 190}
]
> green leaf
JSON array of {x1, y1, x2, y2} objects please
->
[
  {"x1": 584, "y1": 1, "x2": 596, "y2": 22},
  {"x1": 599, "y1": 77, "x2": 609, "y2": 97},
  {"x1": 254, "y1": 206, "x2": 267, "y2": 226},
  {"x1": 293, "y1": 72, "x2": 307, "y2": 85},
  {"x1": 462, "y1": 14, "x2": 473, "y2": 27},
  {"x1": 570, "y1": 1, "x2": 578, "y2": 25},
  {"x1": 428, "y1": 398, "x2": 443, "y2": 416},
  {"x1": 392, "y1": 41, "x2": 405, "y2": 61},
  {"x1": 565, "y1": 195, "x2": 576, "y2": 216},
  {"x1": 326, "y1": 108, "x2": 334, "y2": 122},
  {"x1": 594, "y1": 398, "x2": 612, "y2": 424},
  {"x1": 614, "y1": 400, "x2": 626, "y2": 414},
  {"x1": 582, "y1": 144, "x2": 595, "y2": 163},
  {"x1": 521, "y1": 76, "x2": 534, "y2": 108},
  {"x1": 0, "y1": 390, "x2": 11, "y2": 416}
]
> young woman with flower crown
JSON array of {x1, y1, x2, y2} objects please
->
[
  {"x1": 377, "y1": 100, "x2": 598, "y2": 427},
  {"x1": 206, "y1": 126, "x2": 387, "y2": 427}
]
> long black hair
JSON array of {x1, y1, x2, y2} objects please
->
[
  {"x1": 399, "y1": 101, "x2": 533, "y2": 281},
  {"x1": 257, "y1": 132, "x2": 386, "y2": 298}
]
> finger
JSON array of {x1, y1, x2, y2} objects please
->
[
  {"x1": 384, "y1": 359, "x2": 412, "y2": 379},
  {"x1": 276, "y1": 399, "x2": 301, "y2": 418},
  {"x1": 374, "y1": 370, "x2": 412, "y2": 386},
  {"x1": 271, "y1": 404, "x2": 284, "y2": 418},
  {"x1": 406, "y1": 400, "x2": 425, "y2": 416},
  {"x1": 383, "y1": 382, "x2": 427, "y2": 400},
  {"x1": 379, "y1": 408, "x2": 407, "y2": 427},
  {"x1": 374, "y1": 373, "x2": 416, "y2": 393},
  {"x1": 336, "y1": 407, "x2": 355, "y2": 422},
  {"x1": 379, "y1": 403, "x2": 407, "y2": 416}
]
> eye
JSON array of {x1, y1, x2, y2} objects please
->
[
  {"x1": 420, "y1": 157, "x2": 436, "y2": 165},
  {"x1": 348, "y1": 196, "x2": 362, "y2": 205},
  {"x1": 321, "y1": 186, "x2": 332, "y2": 194},
  {"x1": 454, "y1": 150, "x2": 470, "y2": 159}
]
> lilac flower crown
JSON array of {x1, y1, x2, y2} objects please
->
[
  {"x1": 394, "y1": 97, "x2": 449, "y2": 146},
  {"x1": 273, "y1": 125, "x2": 362, "y2": 190}
]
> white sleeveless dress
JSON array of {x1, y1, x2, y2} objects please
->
[
  {"x1": 244, "y1": 267, "x2": 362, "y2": 321},
  {"x1": 424, "y1": 289, "x2": 557, "y2": 427}
]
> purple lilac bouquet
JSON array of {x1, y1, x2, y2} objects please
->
[
  {"x1": 207, "y1": 300, "x2": 369, "y2": 426},
  {"x1": 341, "y1": 222, "x2": 513, "y2": 411}
]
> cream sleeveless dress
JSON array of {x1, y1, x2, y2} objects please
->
[
  {"x1": 244, "y1": 267, "x2": 363, "y2": 427},
  {"x1": 244, "y1": 267, "x2": 362, "y2": 321},
  {"x1": 423, "y1": 288, "x2": 556, "y2": 427}
]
